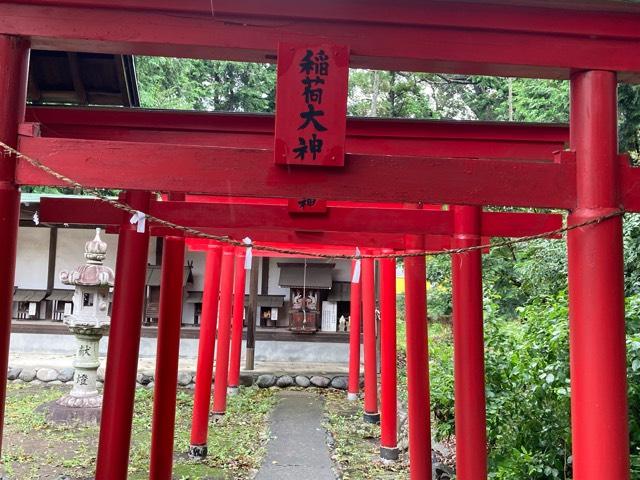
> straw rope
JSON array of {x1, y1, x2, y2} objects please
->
[{"x1": 0, "y1": 141, "x2": 626, "y2": 260}]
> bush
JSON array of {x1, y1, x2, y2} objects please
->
[{"x1": 427, "y1": 291, "x2": 640, "y2": 479}]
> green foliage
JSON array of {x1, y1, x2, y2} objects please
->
[
  {"x1": 135, "y1": 56, "x2": 276, "y2": 112},
  {"x1": 426, "y1": 255, "x2": 452, "y2": 318},
  {"x1": 426, "y1": 292, "x2": 640, "y2": 479},
  {"x1": 484, "y1": 294, "x2": 571, "y2": 480},
  {"x1": 348, "y1": 70, "x2": 436, "y2": 118}
]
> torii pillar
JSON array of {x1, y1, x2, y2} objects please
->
[
  {"x1": 96, "y1": 190, "x2": 151, "y2": 479},
  {"x1": 347, "y1": 259, "x2": 362, "y2": 400},
  {"x1": 228, "y1": 248, "x2": 247, "y2": 395},
  {"x1": 189, "y1": 244, "x2": 222, "y2": 458},
  {"x1": 379, "y1": 249, "x2": 398, "y2": 460},
  {"x1": 211, "y1": 246, "x2": 235, "y2": 416},
  {"x1": 568, "y1": 70, "x2": 629, "y2": 479},
  {"x1": 149, "y1": 195, "x2": 186, "y2": 479},
  {"x1": 404, "y1": 234, "x2": 432, "y2": 480},
  {"x1": 362, "y1": 253, "x2": 380, "y2": 424},
  {"x1": 451, "y1": 205, "x2": 487, "y2": 479},
  {"x1": 0, "y1": 34, "x2": 29, "y2": 458}
]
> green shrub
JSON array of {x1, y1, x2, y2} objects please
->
[{"x1": 406, "y1": 288, "x2": 640, "y2": 479}]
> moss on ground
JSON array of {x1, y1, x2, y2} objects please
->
[{"x1": 1, "y1": 383, "x2": 276, "y2": 480}]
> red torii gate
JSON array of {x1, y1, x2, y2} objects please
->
[
  {"x1": 39, "y1": 195, "x2": 561, "y2": 476},
  {"x1": 1, "y1": 2, "x2": 639, "y2": 479}
]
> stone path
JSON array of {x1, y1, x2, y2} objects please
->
[{"x1": 255, "y1": 391, "x2": 336, "y2": 480}]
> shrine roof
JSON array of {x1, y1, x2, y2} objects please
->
[{"x1": 27, "y1": 50, "x2": 138, "y2": 107}]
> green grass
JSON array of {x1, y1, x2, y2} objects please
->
[
  {"x1": 322, "y1": 390, "x2": 409, "y2": 480},
  {"x1": 1, "y1": 383, "x2": 276, "y2": 480}
]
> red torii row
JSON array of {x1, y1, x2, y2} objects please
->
[
  {"x1": 12, "y1": 87, "x2": 633, "y2": 479},
  {"x1": 39, "y1": 194, "x2": 562, "y2": 476},
  {"x1": 1, "y1": 2, "x2": 639, "y2": 478}
]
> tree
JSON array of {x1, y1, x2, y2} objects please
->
[{"x1": 135, "y1": 56, "x2": 276, "y2": 112}]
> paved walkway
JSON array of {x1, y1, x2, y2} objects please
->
[{"x1": 255, "y1": 391, "x2": 336, "y2": 480}]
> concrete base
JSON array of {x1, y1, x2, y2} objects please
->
[
  {"x1": 36, "y1": 400, "x2": 101, "y2": 424},
  {"x1": 211, "y1": 412, "x2": 226, "y2": 421},
  {"x1": 363, "y1": 412, "x2": 380, "y2": 424},
  {"x1": 10, "y1": 332, "x2": 350, "y2": 363},
  {"x1": 380, "y1": 446, "x2": 400, "y2": 461},
  {"x1": 347, "y1": 392, "x2": 358, "y2": 401},
  {"x1": 188, "y1": 444, "x2": 207, "y2": 459},
  {"x1": 227, "y1": 386, "x2": 239, "y2": 396}
]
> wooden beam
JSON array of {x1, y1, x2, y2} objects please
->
[
  {"x1": 3, "y1": 1, "x2": 640, "y2": 79},
  {"x1": 38, "y1": 197, "x2": 563, "y2": 237},
  {"x1": 18, "y1": 136, "x2": 577, "y2": 209},
  {"x1": 24, "y1": 106, "x2": 569, "y2": 161},
  {"x1": 66, "y1": 52, "x2": 88, "y2": 105}
]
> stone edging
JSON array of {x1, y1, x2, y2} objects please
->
[{"x1": 7, "y1": 366, "x2": 351, "y2": 391}]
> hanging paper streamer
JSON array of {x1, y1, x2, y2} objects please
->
[
  {"x1": 32, "y1": 211, "x2": 39, "y2": 226},
  {"x1": 352, "y1": 247, "x2": 361, "y2": 284},
  {"x1": 129, "y1": 211, "x2": 146, "y2": 233},
  {"x1": 243, "y1": 237, "x2": 253, "y2": 270}
]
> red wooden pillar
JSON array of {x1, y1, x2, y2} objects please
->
[
  {"x1": 189, "y1": 244, "x2": 222, "y2": 459},
  {"x1": 379, "y1": 250, "x2": 398, "y2": 460},
  {"x1": 227, "y1": 248, "x2": 247, "y2": 394},
  {"x1": 347, "y1": 259, "x2": 362, "y2": 401},
  {"x1": 362, "y1": 254, "x2": 380, "y2": 423},
  {"x1": 404, "y1": 235, "x2": 432, "y2": 480},
  {"x1": 211, "y1": 246, "x2": 235, "y2": 415},
  {"x1": 568, "y1": 70, "x2": 630, "y2": 480},
  {"x1": 0, "y1": 35, "x2": 29, "y2": 457},
  {"x1": 149, "y1": 194, "x2": 186, "y2": 480},
  {"x1": 96, "y1": 190, "x2": 151, "y2": 480},
  {"x1": 451, "y1": 205, "x2": 487, "y2": 479}
]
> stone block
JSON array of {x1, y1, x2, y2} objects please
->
[
  {"x1": 18, "y1": 368, "x2": 36, "y2": 382},
  {"x1": 310, "y1": 376, "x2": 330, "y2": 388}
]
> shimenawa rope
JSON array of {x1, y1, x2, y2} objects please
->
[{"x1": 0, "y1": 141, "x2": 626, "y2": 261}]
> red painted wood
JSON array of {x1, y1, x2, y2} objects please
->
[
  {"x1": 211, "y1": 247, "x2": 235, "y2": 415},
  {"x1": 274, "y1": 43, "x2": 348, "y2": 166},
  {"x1": 151, "y1": 201, "x2": 453, "y2": 236},
  {"x1": 0, "y1": 34, "x2": 29, "y2": 463},
  {"x1": 451, "y1": 205, "x2": 487, "y2": 479},
  {"x1": 480, "y1": 211, "x2": 563, "y2": 238},
  {"x1": 20, "y1": 139, "x2": 577, "y2": 208},
  {"x1": 25, "y1": 106, "x2": 569, "y2": 161},
  {"x1": 403, "y1": 234, "x2": 432, "y2": 480},
  {"x1": 567, "y1": 71, "x2": 629, "y2": 480},
  {"x1": 287, "y1": 198, "x2": 328, "y2": 213},
  {"x1": 96, "y1": 190, "x2": 151, "y2": 480},
  {"x1": 227, "y1": 249, "x2": 247, "y2": 390},
  {"x1": 347, "y1": 259, "x2": 361, "y2": 399},
  {"x1": 361, "y1": 255, "x2": 378, "y2": 422},
  {"x1": 149, "y1": 232, "x2": 185, "y2": 480},
  {"x1": 12, "y1": 0, "x2": 640, "y2": 28},
  {"x1": 379, "y1": 251, "x2": 398, "y2": 457},
  {"x1": 131, "y1": 226, "x2": 432, "y2": 250},
  {"x1": 4, "y1": 2, "x2": 640, "y2": 79},
  {"x1": 189, "y1": 245, "x2": 222, "y2": 454},
  {"x1": 39, "y1": 197, "x2": 563, "y2": 240}
]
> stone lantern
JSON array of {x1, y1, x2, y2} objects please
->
[{"x1": 56, "y1": 228, "x2": 114, "y2": 410}]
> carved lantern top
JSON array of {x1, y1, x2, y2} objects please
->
[{"x1": 60, "y1": 228, "x2": 115, "y2": 287}]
